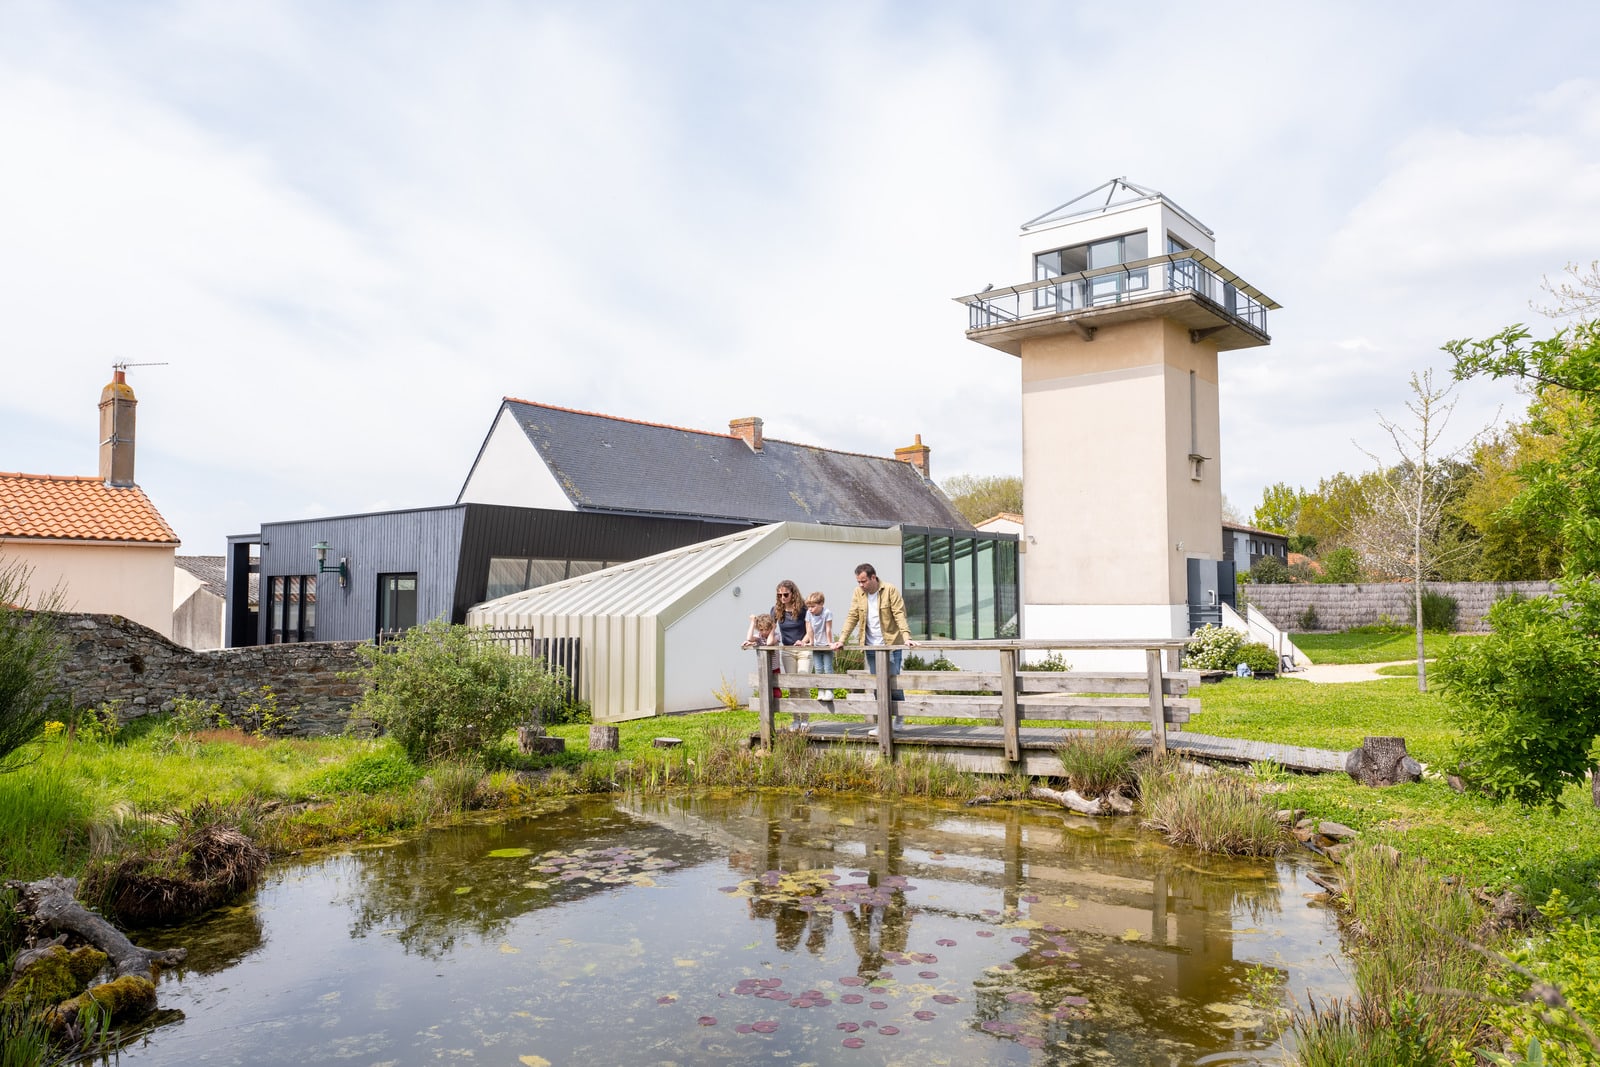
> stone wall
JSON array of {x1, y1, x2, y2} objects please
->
[
  {"x1": 48, "y1": 613, "x2": 365, "y2": 736},
  {"x1": 1245, "y1": 581, "x2": 1556, "y2": 633}
]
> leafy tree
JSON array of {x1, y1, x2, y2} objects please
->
[
  {"x1": 1444, "y1": 314, "x2": 1600, "y2": 806},
  {"x1": 1251, "y1": 482, "x2": 1300, "y2": 534},
  {"x1": 1435, "y1": 583, "x2": 1600, "y2": 808},
  {"x1": 1317, "y1": 546, "x2": 1362, "y2": 584},
  {"x1": 351, "y1": 620, "x2": 571, "y2": 763},
  {"x1": 1295, "y1": 471, "x2": 1381, "y2": 550},
  {"x1": 0, "y1": 561, "x2": 65, "y2": 771},
  {"x1": 941, "y1": 474, "x2": 1023, "y2": 526},
  {"x1": 1453, "y1": 421, "x2": 1563, "y2": 580}
]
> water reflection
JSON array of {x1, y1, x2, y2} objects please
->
[{"x1": 109, "y1": 792, "x2": 1346, "y2": 1066}]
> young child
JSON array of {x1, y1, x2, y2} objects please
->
[
  {"x1": 801, "y1": 592, "x2": 835, "y2": 720},
  {"x1": 742, "y1": 613, "x2": 783, "y2": 706},
  {"x1": 802, "y1": 592, "x2": 835, "y2": 675},
  {"x1": 742, "y1": 612, "x2": 776, "y2": 649}
]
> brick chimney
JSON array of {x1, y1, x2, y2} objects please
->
[
  {"x1": 895, "y1": 433, "x2": 930, "y2": 478},
  {"x1": 730, "y1": 416, "x2": 763, "y2": 452},
  {"x1": 98, "y1": 368, "x2": 138, "y2": 487}
]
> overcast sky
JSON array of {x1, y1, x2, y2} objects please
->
[{"x1": 4, "y1": 2, "x2": 1599, "y2": 553}]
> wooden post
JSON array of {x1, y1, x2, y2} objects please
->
[
  {"x1": 1145, "y1": 647, "x2": 1167, "y2": 758},
  {"x1": 875, "y1": 649, "x2": 894, "y2": 760},
  {"x1": 999, "y1": 647, "x2": 1020, "y2": 763},
  {"x1": 758, "y1": 647, "x2": 776, "y2": 747}
]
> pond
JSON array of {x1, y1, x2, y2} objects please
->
[{"x1": 110, "y1": 793, "x2": 1351, "y2": 1065}]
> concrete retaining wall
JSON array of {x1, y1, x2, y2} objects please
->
[
  {"x1": 1245, "y1": 581, "x2": 1556, "y2": 633},
  {"x1": 47, "y1": 612, "x2": 365, "y2": 736}
]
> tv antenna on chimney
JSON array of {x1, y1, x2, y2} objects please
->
[{"x1": 113, "y1": 361, "x2": 170, "y2": 372}]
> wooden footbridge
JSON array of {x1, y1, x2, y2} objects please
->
[{"x1": 751, "y1": 639, "x2": 1348, "y2": 777}]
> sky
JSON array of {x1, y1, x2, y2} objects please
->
[{"x1": 3, "y1": 1, "x2": 1600, "y2": 553}]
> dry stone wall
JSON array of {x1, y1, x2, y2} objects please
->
[
  {"x1": 48, "y1": 613, "x2": 365, "y2": 737},
  {"x1": 1246, "y1": 581, "x2": 1555, "y2": 633}
]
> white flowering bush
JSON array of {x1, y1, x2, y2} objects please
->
[{"x1": 1182, "y1": 624, "x2": 1246, "y2": 671}]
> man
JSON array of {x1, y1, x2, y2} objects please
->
[{"x1": 833, "y1": 562, "x2": 913, "y2": 729}]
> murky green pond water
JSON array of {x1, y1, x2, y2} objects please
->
[{"x1": 112, "y1": 793, "x2": 1349, "y2": 1065}]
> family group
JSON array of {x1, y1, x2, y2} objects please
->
[{"x1": 740, "y1": 562, "x2": 914, "y2": 727}]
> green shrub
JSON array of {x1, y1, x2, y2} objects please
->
[
  {"x1": 1237, "y1": 643, "x2": 1280, "y2": 675},
  {"x1": 1417, "y1": 589, "x2": 1459, "y2": 633},
  {"x1": 540, "y1": 698, "x2": 592, "y2": 727},
  {"x1": 350, "y1": 620, "x2": 572, "y2": 763},
  {"x1": 1436, "y1": 583, "x2": 1600, "y2": 808},
  {"x1": 168, "y1": 695, "x2": 227, "y2": 733},
  {"x1": 1296, "y1": 605, "x2": 1322, "y2": 631},
  {"x1": 902, "y1": 654, "x2": 958, "y2": 672},
  {"x1": 1251, "y1": 555, "x2": 1291, "y2": 584},
  {"x1": 73, "y1": 701, "x2": 122, "y2": 745},
  {"x1": 1483, "y1": 891, "x2": 1600, "y2": 1066},
  {"x1": 0, "y1": 563, "x2": 65, "y2": 771},
  {"x1": 1182, "y1": 624, "x2": 1245, "y2": 671},
  {"x1": 1023, "y1": 651, "x2": 1070, "y2": 671}
]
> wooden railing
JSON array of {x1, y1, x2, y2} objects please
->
[{"x1": 752, "y1": 639, "x2": 1195, "y2": 762}]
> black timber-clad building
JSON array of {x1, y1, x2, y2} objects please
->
[{"x1": 226, "y1": 505, "x2": 748, "y2": 647}]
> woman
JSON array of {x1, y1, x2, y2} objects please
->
[{"x1": 771, "y1": 579, "x2": 811, "y2": 674}]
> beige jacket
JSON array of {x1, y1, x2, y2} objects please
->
[{"x1": 837, "y1": 581, "x2": 910, "y2": 647}]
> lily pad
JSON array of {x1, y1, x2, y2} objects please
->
[
  {"x1": 842, "y1": 1037, "x2": 865, "y2": 1048},
  {"x1": 488, "y1": 847, "x2": 534, "y2": 858},
  {"x1": 697, "y1": 1016, "x2": 717, "y2": 1026}
]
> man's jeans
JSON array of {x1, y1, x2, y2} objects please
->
[{"x1": 864, "y1": 647, "x2": 905, "y2": 705}]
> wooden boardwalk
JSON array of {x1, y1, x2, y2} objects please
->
[{"x1": 790, "y1": 721, "x2": 1349, "y2": 776}]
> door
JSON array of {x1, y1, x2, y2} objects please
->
[
  {"x1": 1186, "y1": 558, "x2": 1222, "y2": 632},
  {"x1": 377, "y1": 573, "x2": 418, "y2": 636}
]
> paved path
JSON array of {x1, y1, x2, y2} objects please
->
[{"x1": 1283, "y1": 660, "x2": 1416, "y2": 683}]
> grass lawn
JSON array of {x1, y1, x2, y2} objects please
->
[
  {"x1": 1192, "y1": 675, "x2": 1600, "y2": 906},
  {"x1": 1293, "y1": 627, "x2": 1482, "y2": 664}
]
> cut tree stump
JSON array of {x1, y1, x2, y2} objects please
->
[
  {"x1": 588, "y1": 725, "x2": 620, "y2": 751},
  {"x1": 652, "y1": 737, "x2": 683, "y2": 749},
  {"x1": 517, "y1": 726, "x2": 565, "y2": 755},
  {"x1": 1344, "y1": 736, "x2": 1422, "y2": 787}
]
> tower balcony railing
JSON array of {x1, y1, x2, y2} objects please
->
[{"x1": 958, "y1": 249, "x2": 1278, "y2": 337}]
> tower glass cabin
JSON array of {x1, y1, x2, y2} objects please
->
[{"x1": 956, "y1": 178, "x2": 1280, "y2": 655}]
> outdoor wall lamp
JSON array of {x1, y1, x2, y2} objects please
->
[{"x1": 313, "y1": 542, "x2": 349, "y2": 588}]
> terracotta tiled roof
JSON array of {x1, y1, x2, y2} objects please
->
[{"x1": 0, "y1": 472, "x2": 179, "y2": 544}]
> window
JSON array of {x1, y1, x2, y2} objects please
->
[
  {"x1": 901, "y1": 531, "x2": 1020, "y2": 641},
  {"x1": 378, "y1": 573, "x2": 418, "y2": 635},
  {"x1": 268, "y1": 575, "x2": 316, "y2": 643},
  {"x1": 485, "y1": 557, "x2": 612, "y2": 600},
  {"x1": 1034, "y1": 230, "x2": 1149, "y2": 310}
]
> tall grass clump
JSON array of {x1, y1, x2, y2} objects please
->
[
  {"x1": 1137, "y1": 758, "x2": 1284, "y2": 856},
  {"x1": 1053, "y1": 728, "x2": 1139, "y2": 796},
  {"x1": 0, "y1": 765, "x2": 92, "y2": 882},
  {"x1": 1290, "y1": 843, "x2": 1490, "y2": 1065},
  {"x1": 0, "y1": 563, "x2": 66, "y2": 773}
]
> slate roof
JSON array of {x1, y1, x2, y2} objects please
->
[
  {"x1": 493, "y1": 400, "x2": 973, "y2": 530},
  {"x1": 176, "y1": 555, "x2": 227, "y2": 597},
  {"x1": 0, "y1": 473, "x2": 179, "y2": 544}
]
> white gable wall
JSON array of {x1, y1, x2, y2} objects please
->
[
  {"x1": 456, "y1": 407, "x2": 572, "y2": 509},
  {"x1": 662, "y1": 532, "x2": 902, "y2": 715}
]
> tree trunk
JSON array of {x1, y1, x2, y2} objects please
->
[
  {"x1": 1028, "y1": 785, "x2": 1107, "y2": 815},
  {"x1": 6, "y1": 876, "x2": 185, "y2": 979},
  {"x1": 588, "y1": 725, "x2": 620, "y2": 751}
]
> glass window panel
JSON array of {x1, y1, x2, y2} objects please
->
[
  {"x1": 527, "y1": 560, "x2": 569, "y2": 587},
  {"x1": 285, "y1": 577, "x2": 301, "y2": 643},
  {"x1": 953, "y1": 538, "x2": 976, "y2": 640},
  {"x1": 1033, "y1": 251, "x2": 1061, "y2": 281},
  {"x1": 380, "y1": 574, "x2": 419, "y2": 633},
  {"x1": 997, "y1": 541, "x2": 1019, "y2": 638},
  {"x1": 1124, "y1": 231, "x2": 1148, "y2": 261},
  {"x1": 1087, "y1": 239, "x2": 1122, "y2": 269},
  {"x1": 1060, "y1": 245, "x2": 1089, "y2": 273},
  {"x1": 565, "y1": 560, "x2": 607, "y2": 581},
  {"x1": 270, "y1": 577, "x2": 284, "y2": 643},
  {"x1": 926, "y1": 536, "x2": 952, "y2": 640},
  {"x1": 303, "y1": 576, "x2": 316, "y2": 641},
  {"x1": 902, "y1": 534, "x2": 927, "y2": 639},
  {"x1": 486, "y1": 558, "x2": 532, "y2": 600},
  {"x1": 975, "y1": 539, "x2": 996, "y2": 639}
]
